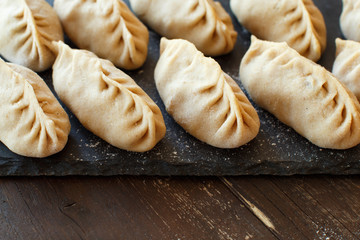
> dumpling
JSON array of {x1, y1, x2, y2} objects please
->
[
  {"x1": 340, "y1": 0, "x2": 360, "y2": 41},
  {"x1": 52, "y1": 41, "x2": 166, "y2": 152},
  {"x1": 155, "y1": 38, "x2": 259, "y2": 148},
  {"x1": 240, "y1": 36, "x2": 360, "y2": 149},
  {"x1": 333, "y1": 38, "x2": 360, "y2": 100},
  {"x1": 0, "y1": 0, "x2": 63, "y2": 72},
  {"x1": 0, "y1": 59, "x2": 70, "y2": 158},
  {"x1": 129, "y1": 0, "x2": 237, "y2": 56},
  {"x1": 54, "y1": 0, "x2": 149, "y2": 70},
  {"x1": 230, "y1": 0, "x2": 326, "y2": 62}
]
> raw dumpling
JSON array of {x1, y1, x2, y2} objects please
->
[
  {"x1": 333, "y1": 38, "x2": 360, "y2": 100},
  {"x1": 240, "y1": 36, "x2": 360, "y2": 149},
  {"x1": 230, "y1": 0, "x2": 326, "y2": 62},
  {"x1": 54, "y1": 0, "x2": 149, "y2": 70},
  {"x1": 340, "y1": 0, "x2": 360, "y2": 41},
  {"x1": 52, "y1": 41, "x2": 166, "y2": 152},
  {"x1": 0, "y1": 0, "x2": 63, "y2": 72},
  {"x1": 129, "y1": 0, "x2": 237, "y2": 56},
  {"x1": 155, "y1": 38, "x2": 259, "y2": 148},
  {"x1": 0, "y1": 59, "x2": 70, "y2": 158}
]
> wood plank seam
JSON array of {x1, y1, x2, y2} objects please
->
[
  {"x1": 270, "y1": 178, "x2": 359, "y2": 239},
  {"x1": 57, "y1": 205, "x2": 87, "y2": 239},
  {"x1": 219, "y1": 177, "x2": 281, "y2": 240},
  {"x1": 45, "y1": 178, "x2": 87, "y2": 240},
  {"x1": 302, "y1": 180, "x2": 358, "y2": 237},
  {"x1": 1, "y1": 183, "x2": 22, "y2": 240},
  {"x1": 14, "y1": 182, "x2": 46, "y2": 240},
  {"x1": 127, "y1": 178, "x2": 172, "y2": 235},
  {"x1": 249, "y1": 180, "x2": 312, "y2": 239}
]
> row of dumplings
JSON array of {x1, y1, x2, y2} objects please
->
[
  {"x1": 1, "y1": 0, "x2": 360, "y2": 158},
  {"x1": 0, "y1": 0, "x2": 343, "y2": 72},
  {"x1": 0, "y1": 0, "x2": 240, "y2": 72},
  {"x1": 0, "y1": 0, "x2": 160, "y2": 158}
]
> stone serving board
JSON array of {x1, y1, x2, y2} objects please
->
[{"x1": 0, "y1": 0, "x2": 359, "y2": 176}]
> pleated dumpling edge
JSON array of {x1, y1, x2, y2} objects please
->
[
  {"x1": 340, "y1": 0, "x2": 360, "y2": 42},
  {"x1": 332, "y1": 38, "x2": 360, "y2": 100},
  {"x1": 129, "y1": 0, "x2": 237, "y2": 56},
  {"x1": 230, "y1": 0, "x2": 326, "y2": 62},
  {"x1": 155, "y1": 38, "x2": 260, "y2": 148},
  {"x1": 0, "y1": 0, "x2": 64, "y2": 72},
  {"x1": 52, "y1": 41, "x2": 166, "y2": 152},
  {"x1": 240, "y1": 36, "x2": 360, "y2": 149},
  {"x1": 0, "y1": 59, "x2": 70, "y2": 157},
  {"x1": 54, "y1": 0, "x2": 149, "y2": 70}
]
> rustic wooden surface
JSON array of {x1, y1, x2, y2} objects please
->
[
  {"x1": 0, "y1": 176, "x2": 359, "y2": 239},
  {"x1": 0, "y1": 0, "x2": 358, "y2": 238}
]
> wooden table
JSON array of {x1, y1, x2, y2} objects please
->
[
  {"x1": 0, "y1": 0, "x2": 358, "y2": 238},
  {"x1": 0, "y1": 175, "x2": 359, "y2": 239}
]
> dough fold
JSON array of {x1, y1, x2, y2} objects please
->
[
  {"x1": 230, "y1": 0, "x2": 326, "y2": 62},
  {"x1": 240, "y1": 36, "x2": 360, "y2": 149},
  {"x1": 54, "y1": 0, "x2": 148, "y2": 70},
  {"x1": 155, "y1": 38, "x2": 259, "y2": 148},
  {"x1": 0, "y1": 0, "x2": 63, "y2": 72},
  {"x1": 52, "y1": 41, "x2": 166, "y2": 152},
  {"x1": 340, "y1": 0, "x2": 360, "y2": 42},
  {"x1": 0, "y1": 59, "x2": 70, "y2": 157},
  {"x1": 129, "y1": 0, "x2": 237, "y2": 56},
  {"x1": 333, "y1": 38, "x2": 360, "y2": 100}
]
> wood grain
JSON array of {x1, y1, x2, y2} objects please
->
[
  {"x1": 0, "y1": 179, "x2": 79, "y2": 240},
  {"x1": 222, "y1": 176, "x2": 360, "y2": 240},
  {"x1": 0, "y1": 177, "x2": 275, "y2": 240},
  {"x1": 0, "y1": 176, "x2": 359, "y2": 239},
  {"x1": 271, "y1": 176, "x2": 360, "y2": 238}
]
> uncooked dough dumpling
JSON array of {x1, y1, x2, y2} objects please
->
[
  {"x1": 52, "y1": 41, "x2": 166, "y2": 152},
  {"x1": 129, "y1": 0, "x2": 237, "y2": 56},
  {"x1": 230, "y1": 0, "x2": 326, "y2": 62},
  {"x1": 155, "y1": 38, "x2": 259, "y2": 148},
  {"x1": 240, "y1": 36, "x2": 360, "y2": 149},
  {"x1": 0, "y1": 0, "x2": 64, "y2": 72},
  {"x1": 54, "y1": 0, "x2": 149, "y2": 70},
  {"x1": 340, "y1": 0, "x2": 360, "y2": 42},
  {"x1": 0, "y1": 59, "x2": 70, "y2": 157},
  {"x1": 333, "y1": 38, "x2": 360, "y2": 100}
]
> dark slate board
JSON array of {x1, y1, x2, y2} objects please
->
[{"x1": 0, "y1": 0, "x2": 359, "y2": 176}]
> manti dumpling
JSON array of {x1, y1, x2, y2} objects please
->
[
  {"x1": 155, "y1": 38, "x2": 259, "y2": 148},
  {"x1": 52, "y1": 41, "x2": 166, "y2": 152},
  {"x1": 0, "y1": 0, "x2": 63, "y2": 72},
  {"x1": 54, "y1": 0, "x2": 149, "y2": 70},
  {"x1": 333, "y1": 38, "x2": 360, "y2": 100},
  {"x1": 240, "y1": 36, "x2": 360, "y2": 149},
  {"x1": 0, "y1": 59, "x2": 70, "y2": 158},
  {"x1": 129, "y1": 0, "x2": 237, "y2": 56},
  {"x1": 340, "y1": 0, "x2": 360, "y2": 42},
  {"x1": 230, "y1": 0, "x2": 326, "y2": 62}
]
